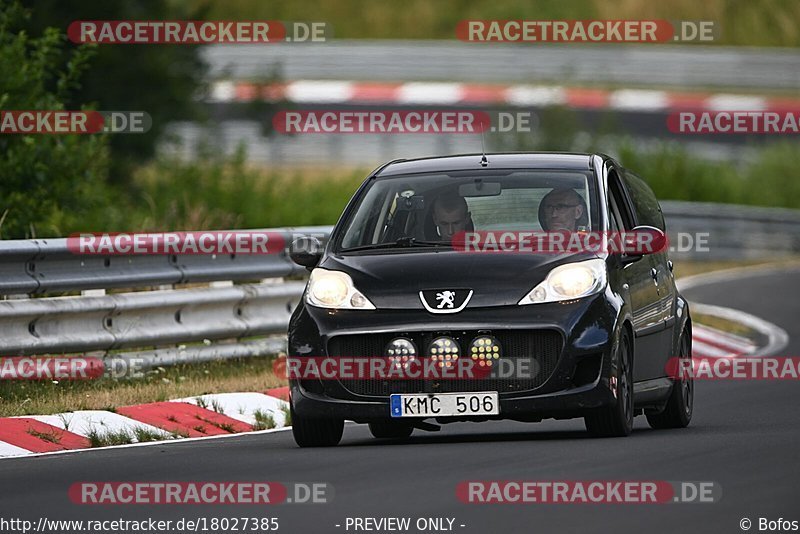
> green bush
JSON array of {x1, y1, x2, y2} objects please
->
[
  {"x1": 616, "y1": 140, "x2": 800, "y2": 209},
  {"x1": 0, "y1": 1, "x2": 114, "y2": 238},
  {"x1": 202, "y1": 0, "x2": 800, "y2": 47},
  {"x1": 24, "y1": 0, "x2": 207, "y2": 184},
  {"x1": 127, "y1": 138, "x2": 800, "y2": 234},
  {"x1": 131, "y1": 145, "x2": 366, "y2": 230}
]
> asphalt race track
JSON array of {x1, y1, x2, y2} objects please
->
[{"x1": 1, "y1": 266, "x2": 798, "y2": 534}]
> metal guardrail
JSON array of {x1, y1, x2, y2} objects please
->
[
  {"x1": 0, "y1": 205, "x2": 798, "y2": 366},
  {"x1": 661, "y1": 202, "x2": 800, "y2": 260},
  {"x1": 0, "y1": 282, "x2": 304, "y2": 355},
  {"x1": 203, "y1": 41, "x2": 800, "y2": 90},
  {"x1": 0, "y1": 227, "x2": 331, "y2": 368},
  {"x1": 0, "y1": 227, "x2": 330, "y2": 295}
]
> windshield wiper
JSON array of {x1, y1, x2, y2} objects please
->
[{"x1": 341, "y1": 237, "x2": 451, "y2": 252}]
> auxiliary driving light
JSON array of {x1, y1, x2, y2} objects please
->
[
  {"x1": 469, "y1": 335, "x2": 501, "y2": 368},
  {"x1": 385, "y1": 338, "x2": 418, "y2": 369},
  {"x1": 429, "y1": 336, "x2": 460, "y2": 368}
]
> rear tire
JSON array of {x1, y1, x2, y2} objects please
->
[
  {"x1": 646, "y1": 332, "x2": 693, "y2": 429},
  {"x1": 585, "y1": 330, "x2": 633, "y2": 437},
  {"x1": 368, "y1": 421, "x2": 414, "y2": 439},
  {"x1": 291, "y1": 404, "x2": 344, "y2": 447}
]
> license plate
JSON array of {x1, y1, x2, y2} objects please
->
[{"x1": 390, "y1": 392, "x2": 499, "y2": 418}]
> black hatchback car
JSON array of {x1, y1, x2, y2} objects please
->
[{"x1": 288, "y1": 153, "x2": 693, "y2": 447}]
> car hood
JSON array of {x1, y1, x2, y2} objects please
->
[{"x1": 318, "y1": 250, "x2": 599, "y2": 309}]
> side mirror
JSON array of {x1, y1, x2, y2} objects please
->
[
  {"x1": 620, "y1": 226, "x2": 667, "y2": 264},
  {"x1": 289, "y1": 237, "x2": 323, "y2": 270}
]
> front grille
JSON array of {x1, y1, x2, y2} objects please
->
[{"x1": 327, "y1": 330, "x2": 562, "y2": 397}]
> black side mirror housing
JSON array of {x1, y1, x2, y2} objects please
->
[
  {"x1": 620, "y1": 225, "x2": 666, "y2": 264},
  {"x1": 289, "y1": 237, "x2": 323, "y2": 270}
]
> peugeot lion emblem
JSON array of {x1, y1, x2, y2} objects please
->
[{"x1": 419, "y1": 289, "x2": 473, "y2": 314}]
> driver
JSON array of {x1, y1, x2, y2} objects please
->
[{"x1": 432, "y1": 192, "x2": 471, "y2": 239}]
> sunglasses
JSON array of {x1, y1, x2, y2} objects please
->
[{"x1": 543, "y1": 203, "x2": 580, "y2": 212}]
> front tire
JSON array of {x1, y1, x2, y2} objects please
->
[
  {"x1": 585, "y1": 330, "x2": 633, "y2": 437},
  {"x1": 368, "y1": 421, "x2": 414, "y2": 439},
  {"x1": 646, "y1": 332, "x2": 693, "y2": 429},
  {"x1": 291, "y1": 403, "x2": 344, "y2": 447}
]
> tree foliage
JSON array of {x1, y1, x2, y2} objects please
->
[
  {"x1": 22, "y1": 0, "x2": 208, "y2": 183},
  {"x1": 0, "y1": 1, "x2": 111, "y2": 238}
]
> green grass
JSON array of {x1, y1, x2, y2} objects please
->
[
  {"x1": 86, "y1": 426, "x2": 175, "y2": 447},
  {"x1": 93, "y1": 137, "x2": 800, "y2": 235},
  {"x1": 252, "y1": 408, "x2": 276, "y2": 431},
  {"x1": 615, "y1": 141, "x2": 800, "y2": 210},
  {"x1": 27, "y1": 427, "x2": 62, "y2": 444},
  {"x1": 692, "y1": 312, "x2": 759, "y2": 339},
  {"x1": 204, "y1": 419, "x2": 238, "y2": 433},
  {"x1": 197, "y1": 0, "x2": 800, "y2": 47},
  {"x1": 0, "y1": 354, "x2": 284, "y2": 417},
  {"x1": 210, "y1": 398, "x2": 225, "y2": 414},
  {"x1": 128, "y1": 147, "x2": 365, "y2": 231},
  {"x1": 133, "y1": 427, "x2": 167, "y2": 443},
  {"x1": 281, "y1": 405, "x2": 292, "y2": 427},
  {"x1": 86, "y1": 428, "x2": 134, "y2": 447},
  {"x1": 20, "y1": 115, "x2": 800, "y2": 237}
]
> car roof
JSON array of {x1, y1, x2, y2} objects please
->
[{"x1": 375, "y1": 152, "x2": 598, "y2": 177}]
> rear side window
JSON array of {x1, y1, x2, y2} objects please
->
[{"x1": 622, "y1": 171, "x2": 665, "y2": 231}]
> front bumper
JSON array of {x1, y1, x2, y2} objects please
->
[
  {"x1": 288, "y1": 291, "x2": 622, "y2": 422},
  {"x1": 291, "y1": 379, "x2": 618, "y2": 423}
]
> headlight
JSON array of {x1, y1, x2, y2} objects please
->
[
  {"x1": 306, "y1": 268, "x2": 376, "y2": 310},
  {"x1": 518, "y1": 258, "x2": 607, "y2": 305}
]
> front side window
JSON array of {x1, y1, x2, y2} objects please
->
[{"x1": 623, "y1": 171, "x2": 665, "y2": 230}]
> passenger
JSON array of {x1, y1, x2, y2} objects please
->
[{"x1": 539, "y1": 188, "x2": 588, "y2": 231}]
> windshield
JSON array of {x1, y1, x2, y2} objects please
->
[{"x1": 337, "y1": 170, "x2": 599, "y2": 251}]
